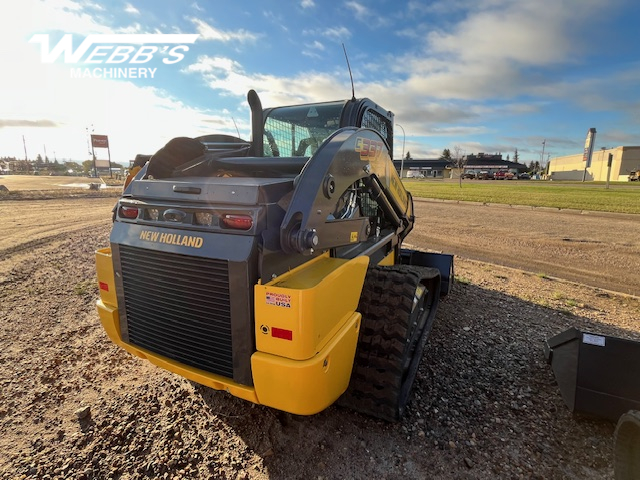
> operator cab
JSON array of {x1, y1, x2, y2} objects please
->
[
  {"x1": 249, "y1": 89, "x2": 394, "y2": 160},
  {"x1": 261, "y1": 102, "x2": 344, "y2": 158},
  {"x1": 133, "y1": 90, "x2": 394, "y2": 181}
]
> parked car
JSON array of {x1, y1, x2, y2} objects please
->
[
  {"x1": 494, "y1": 171, "x2": 508, "y2": 180},
  {"x1": 517, "y1": 173, "x2": 531, "y2": 180},
  {"x1": 461, "y1": 171, "x2": 476, "y2": 179},
  {"x1": 477, "y1": 171, "x2": 494, "y2": 180}
]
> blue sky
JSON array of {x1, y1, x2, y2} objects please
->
[{"x1": 2, "y1": 0, "x2": 639, "y2": 165}]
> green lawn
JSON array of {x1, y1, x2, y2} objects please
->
[{"x1": 404, "y1": 180, "x2": 640, "y2": 214}]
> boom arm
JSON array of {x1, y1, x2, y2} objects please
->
[{"x1": 280, "y1": 127, "x2": 413, "y2": 255}]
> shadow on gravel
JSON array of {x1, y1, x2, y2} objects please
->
[{"x1": 190, "y1": 280, "x2": 636, "y2": 480}]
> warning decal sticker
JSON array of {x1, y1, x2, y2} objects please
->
[{"x1": 266, "y1": 292, "x2": 292, "y2": 308}]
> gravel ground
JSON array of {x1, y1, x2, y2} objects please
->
[{"x1": 0, "y1": 198, "x2": 638, "y2": 479}]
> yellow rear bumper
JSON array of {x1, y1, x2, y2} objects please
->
[
  {"x1": 97, "y1": 300, "x2": 259, "y2": 403},
  {"x1": 96, "y1": 246, "x2": 362, "y2": 415},
  {"x1": 96, "y1": 299, "x2": 360, "y2": 414}
]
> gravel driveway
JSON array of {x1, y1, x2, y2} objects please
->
[{"x1": 0, "y1": 196, "x2": 638, "y2": 479}]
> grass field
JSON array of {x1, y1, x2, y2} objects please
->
[
  {"x1": 404, "y1": 180, "x2": 640, "y2": 214},
  {"x1": 2, "y1": 174, "x2": 638, "y2": 214}
]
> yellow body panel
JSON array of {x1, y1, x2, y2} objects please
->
[
  {"x1": 254, "y1": 254, "x2": 369, "y2": 360},
  {"x1": 96, "y1": 248, "x2": 118, "y2": 307},
  {"x1": 251, "y1": 311, "x2": 361, "y2": 415},
  {"x1": 95, "y1": 247, "x2": 369, "y2": 414}
]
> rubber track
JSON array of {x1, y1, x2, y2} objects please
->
[{"x1": 339, "y1": 264, "x2": 440, "y2": 421}]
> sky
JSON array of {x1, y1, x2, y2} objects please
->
[{"x1": 1, "y1": 0, "x2": 639, "y2": 166}]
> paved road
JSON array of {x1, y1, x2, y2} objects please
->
[{"x1": 409, "y1": 199, "x2": 640, "y2": 296}]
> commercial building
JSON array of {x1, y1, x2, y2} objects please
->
[
  {"x1": 548, "y1": 146, "x2": 640, "y2": 181},
  {"x1": 393, "y1": 153, "x2": 527, "y2": 178}
]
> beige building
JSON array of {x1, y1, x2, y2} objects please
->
[{"x1": 548, "y1": 146, "x2": 640, "y2": 181}]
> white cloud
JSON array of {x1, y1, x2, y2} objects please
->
[
  {"x1": 392, "y1": 0, "x2": 615, "y2": 103},
  {"x1": 186, "y1": 55, "x2": 354, "y2": 106},
  {"x1": 0, "y1": 119, "x2": 59, "y2": 128},
  {"x1": 185, "y1": 56, "x2": 243, "y2": 75},
  {"x1": 322, "y1": 26, "x2": 351, "y2": 41},
  {"x1": 2, "y1": 37, "x2": 235, "y2": 161},
  {"x1": 0, "y1": 0, "x2": 258, "y2": 161},
  {"x1": 0, "y1": 0, "x2": 114, "y2": 38},
  {"x1": 344, "y1": 1, "x2": 389, "y2": 27},
  {"x1": 124, "y1": 3, "x2": 140, "y2": 15},
  {"x1": 189, "y1": 18, "x2": 259, "y2": 43},
  {"x1": 345, "y1": 1, "x2": 367, "y2": 16},
  {"x1": 263, "y1": 11, "x2": 288, "y2": 32},
  {"x1": 306, "y1": 40, "x2": 325, "y2": 51},
  {"x1": 0, "y1": 58, "x2": 236, "y2": 161},
  {"x1": 426, "y1": 6, "x2": 570, "y2": 65},
  {"x1": 4, "y1": 0, "x2": 633, "y2": 162},
  {"x1": 302, "y1": 26, "x2": 352, "y2": 42},
  {"x1": 302, "y1": 50, "x2": 322, "y2": 59}
]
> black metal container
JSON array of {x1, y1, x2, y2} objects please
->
[{"x1": 544, "y1": 327, "x2": 640, "y2": 421}]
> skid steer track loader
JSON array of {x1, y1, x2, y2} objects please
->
[{"x1": 96, "y1": 90, "x2": 453, "y2": 422}]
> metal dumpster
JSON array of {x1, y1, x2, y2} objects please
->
[
  {"x1": 614, "y1": 410, "x2": 640, "y2": 480},
  {"x1": 544, "y1": 327, "x2": 640, "y2": 421}
]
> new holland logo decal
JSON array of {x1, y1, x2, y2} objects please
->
[{"x1": 139, "y1": 230, "x2": 203, "y2": 248}]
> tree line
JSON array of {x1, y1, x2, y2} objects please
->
[{"x1": 0, "y1": 156, "x2": 123, "y2": 174}]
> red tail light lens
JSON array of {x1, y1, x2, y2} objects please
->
[
  {"x1": 221, "y1": 214, "x2": 253, "y2": 230},
  {"x1": 119, "y1": 205, "x2": 139, "y2": 219}
]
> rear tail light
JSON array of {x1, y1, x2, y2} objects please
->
[
  {"x1": 119, "y1": 205, "x2": 139, "y2": 219},
  {"x1": 221, "y1": 214, "x2": 253, "y2": 230},
  {"x1": 148, "y1": 208, "x2": 160, "y2": 221},
  {"x1": 195, "y1": 212, "x2": 214, "y2": 226}
]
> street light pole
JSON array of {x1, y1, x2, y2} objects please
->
[{"x1": 396, "y1": 123, "x2": 406, "y2": 178}]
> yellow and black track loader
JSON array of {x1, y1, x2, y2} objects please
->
[{"x1": 96, "y1": 90, "x2": 453, "y2": 421}]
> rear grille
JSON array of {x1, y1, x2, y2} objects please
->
[{"x1": 119, "y1": 245, "x2": 233, "y2": 378}]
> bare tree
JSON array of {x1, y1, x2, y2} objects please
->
[{"x1": 451, "y1": 145, "x2": 466, "y2": 187}]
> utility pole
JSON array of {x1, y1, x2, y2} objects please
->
[
  {"x1": 22, "y1": 135, "x2": 28, "y2": 161},
  {"x1": 86, "y1": 127, "x2": 92, "y2": 156}
]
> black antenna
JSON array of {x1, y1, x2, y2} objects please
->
[
  {"x1": 342, "y1": 43, "x2": 356, "y2": 101},
  {"x1": 231, "y1": 117, "x2": 241, "y2": 138}
]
